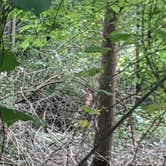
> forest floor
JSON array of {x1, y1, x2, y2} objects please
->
[
  {"x1": 1, "y1": 122, "x2": 166, "y2": 166},
  {"x1": 113, "y1": 142, "x2": 166, "y2": 166}
]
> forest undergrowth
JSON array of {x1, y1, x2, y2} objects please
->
[{"x1": 0, "y1": 50, "x2": 165, "y2": 166}]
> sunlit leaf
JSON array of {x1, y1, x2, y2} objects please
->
[
  {"x1": 79, "y1": 120, "x2": 89, "y2": 128},
  {"x1": 75, "y1": 67, "x2": 102, "y2": 77},
  {"x1": 111, "y1": 5, "x2": 120, "y2": 13},
  {"x1": 109, "y1": 32, "x2": 132, "y2": 42},
  {"x1": 160, "y1": 50, "x2": 166, "y2": 61},
  {"x1": 82, "y1": 106, "x2": 100, "y2": 115}
]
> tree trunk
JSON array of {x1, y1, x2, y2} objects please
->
[
  {"x1": 91, "y1": 1, "x2": 117, "y2": 166},
  {"x1": 11, "y1": 16, "x2": 16, "y2": 51},
  {"x1": 0, "y1": 0, "x2": 3, "y2": 47}
]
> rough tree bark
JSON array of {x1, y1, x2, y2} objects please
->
[
  {"x1": 91, "y1": 1, "x2": 118, "y2": 166},
  {"x1": 0, "y1": 0, "x2": 3, "y2": 47},
  {"x1": 11, "y1": 16, "x2": 16, "y2": 50}
]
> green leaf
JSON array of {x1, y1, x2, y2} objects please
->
[
  {"x1": 0, "y1": 50, "x2": 19, "y2": 72},
  {"x1": 0, "y1": 105, "x2": 44, "y2": 127},
  {"x1": 160, "y1": 50, "x2": 166, "y2": 60},
  {"x1": 79, "y1": 120, "x2": 89, "y2": 128},
  {"x1": 143, "y1": 103, "x2": 166, "y2": 113},
  {"x1": 75, "y1": 67, "x2": 102, "y2": 77},
  {"x1": 82, "y1": 106, "x2": 100, "y2": 115},
  {"x1": 109, "y1": 32, "x2": 131, "y2": 42},
  {"x1": 84, "y1": 46, "x2": 110, "y2": 53},
  {"x1": 111, "y1": 5, "x2": 120, "y2": 13},
  {"x1": 11, "y1": 0, "x2": 52, "y2": 15},
  {"x1": 158, "y1": 30, "x2": 166, "y2": 39},
  {"x1": 98, "y1": 89, "x2": 112, "y2": 96},
  {"x1": 19, "y1": 40, "x2": 30, "y2": 50}
]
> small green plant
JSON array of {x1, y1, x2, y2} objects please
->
[{"x1": 0, "y1": 0, "x2": 52, "y2": 126}]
